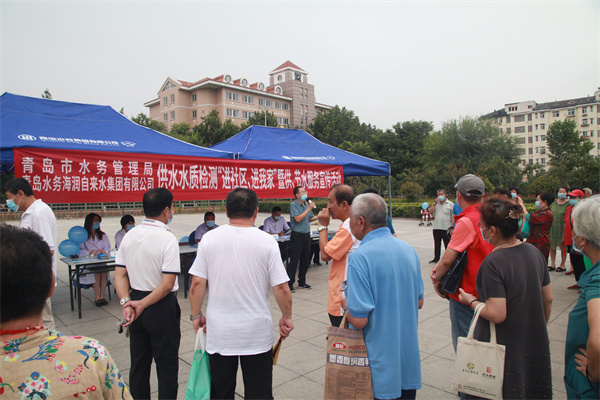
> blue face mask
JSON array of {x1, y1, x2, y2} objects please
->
[
  {"x1": 167, "y1": 209, "x2": 173, "y2": 225},
  {"x1": 511, "y1": 193, "x2": 517, "y2": 199},
  {"x1": 535, "y1": 201, "x2": 541, "y2": 210},
  {"x1": 480, "y1": 227, "x2": 491, "y2": 243},
  {"x1": 92, "y1": 222, "x2": 100, "y2": 230},
  {"x1": 557, "y1": 193, "x2": 567, "y2": 200},
  {"x1": 273, "y1": 216, "x2": 280, "y2": 221},
  {"x1": 126, "y1": 224, "x2": 134, "y2": 231},
  {"x1": 6, "y1": 198, "x2": 20, "y2": 212},
  {"x1": 572, "y1": 236, "x2": 585, "y2": 255},
  {"x1": 206, "y1": 221, "x2": 215, "y2": 228},
  {"x1": 569, "y1": 199, "x2": 579, "y2": 206},
  {"x1": 300, "y1": 194, "x2": 308, "y2": 202},
  {"x1": 438, "y1": 195, "x2": 445, "y2": 202}
]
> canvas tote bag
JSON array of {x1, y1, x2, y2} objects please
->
[
  {"x1": 185, "y1": 328, "x2": 211, "y2": 400},
  {"x1": 324, "y1": 314, "x2": 373, "y2": 400},
  {"x1": 453, "y1": 302, "x2": 506, "y2": 399}
]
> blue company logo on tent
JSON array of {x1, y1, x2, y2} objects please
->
[
  {"x1": 121, "y1": 141, "x2": 136, "y2": 147},
  {"x1": 281, "y1": 155, "x2": 335, "y2": 161},
  {"x1": 18, "y1": 134, "x2": 37, "y2": 141}
]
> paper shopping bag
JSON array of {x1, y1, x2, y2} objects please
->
[
  {"x1": 453, "y1": 303, "x2": 505, "y2": 399},
  {"x1": 185, "y1": 329, "x2": 211, "y2": 400},
  {"x1": 324, "y1": 314, "x2": 373, "y2": 400}
]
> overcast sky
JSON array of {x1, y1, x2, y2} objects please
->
[{"x1": 2, "y1": 1, "x2": 598, "y2": 132}]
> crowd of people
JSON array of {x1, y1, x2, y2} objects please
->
[{"x1": 2, "y1": 175, "x2": 599, "y2": 399}]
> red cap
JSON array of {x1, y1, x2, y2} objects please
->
[{"x1": 568, "y1": 189, "x2": 584, "y2": 197}]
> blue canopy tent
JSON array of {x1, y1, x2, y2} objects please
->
[
  {"x1": 211, "y1": 125, "x2": 392, "y2": 211},
  {"x1": 0, "y1": 92, "x2": 233, "y2": 171}
]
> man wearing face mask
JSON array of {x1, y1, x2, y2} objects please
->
[
  {"x1": 195, "y1": 211, "x2": 219, "y2": 244},
  {"x1": 563, "y1": 189, "x2": 586, "y2": 289},
  {"x1": 288, "y1": 186, "x2": 318, "y2": 292},
  {"x1": 114, "y1": 188, "x2": 181, "y2": 400},
  {"x1": 263, "y1": 206, "x2": 290, "y2": 236},
  {"x1": 3, "y1": 177, "x2": 57, "y2": 329},
  {"x1": 428, "y1": 189, "x2": 454, "y2": 264}
]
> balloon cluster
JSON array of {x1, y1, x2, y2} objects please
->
[{"x1": 58, "y1": 226, "x2": 88, "y2": 257}]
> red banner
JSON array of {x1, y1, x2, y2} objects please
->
[{"x1": 14, "y1": 148, "x2": 343, "y2": 203}]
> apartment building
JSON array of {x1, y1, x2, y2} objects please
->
[
  {"x1": 486, "y1": 89, "x2": 600, "y2": 167},
  {"x1": 144, "y1": 61, "x2": 331, "y2": 130}
]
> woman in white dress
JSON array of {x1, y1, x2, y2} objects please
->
[{"x1": 78, "y1": 213, "x2": 111, "y2": 306}]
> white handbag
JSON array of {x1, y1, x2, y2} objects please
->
[{"x1": 453, "y1": 302, "x2": 506, "y2": 399}]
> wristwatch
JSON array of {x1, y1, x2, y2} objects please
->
[
  {"x1": 190, "y1": 311, "x2": 203, "y2": 321},
  {"x1": 119, "y1": 297, "x2": 131, "y2": 306},
  {"x1": 317, "y1": 226, "x2": 328, "y2": 232}
]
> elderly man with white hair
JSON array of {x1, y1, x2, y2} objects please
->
[
  {"x1": 344, "y1": 193, "x2": 424, "y2": 400},
  {"x1": 564, "y1": 195, "x2": 600, "y2": 398}
]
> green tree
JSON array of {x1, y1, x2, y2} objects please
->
[
  {"x1": 41, "y1": 89, "x2": 52, "y2": 99},
  {"x1": 546, "y1": 119, "x2": 597, "y2": 189},
  {"x1": 399, "y1": 181, "x2": 423, "y2": 201},
  {"x1": 131, "y1": 113, "x2": 168, "y2": 133},
  {"x1": 170, "y1": 122, "x2": 192, "y2": 136},
  {"x1": 371, "y1": 121, "x2": 433, "y2": 176},
  {"x1": 192, "y1": 110, "x2": 241, "y2": 147},
  {"x1": 240, "y1": 110, "x2": 277, "y2": 129},
  {"x1": 307, "y1": 106, "x2": 363, "y2": 147}
]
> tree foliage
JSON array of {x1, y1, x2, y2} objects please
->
[
  {"x1": 41, "y1": 89, "x2": 52, "y2": 99},
  {"x1": 131, "y1": 113, "x2": 167, "y2": 133},
  {"x1": 240, "y1": 110, "x2": 278, "y2": 130},
  {"x1": 192, "y1": 110, "x2": 239, "y2": 147}
]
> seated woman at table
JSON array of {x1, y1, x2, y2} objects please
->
[
  {"x1": 0, "y1": 224, "x2": 132, "y2": 399},
  {"x1": 78, "y1": 213, "x2": 111, "y2": 306},
  {"x1": 115, "y1": 214, "x2": 135, "y2": 250}
]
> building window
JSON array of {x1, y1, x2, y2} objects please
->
[
  {"x1": 170, "y1": 94, "x2": 175, "y2": 103},
  {"x1": 276, "y1": 117, "x2": 289, "y2": 126},
  {"x1": 242, "y1": 94, "x2": 254, "y2": 104},
  {"x1": 568, "y1": 109, "x2": 575, "y2": 116},
  {"x1": 540, "y1": 123, "x2": 546, "y2": 130},
  {"x1": 163, "y1": 97, "x2": 167, "y2": 106},
  {"x1": 541, "y1": 158, "x2": 546, "y2": 165},
  {"x1": 226, "y1": 92, "x2": 239, "y2": 101},
  {"x1": 506, "y1": 127, "x2": 511, "y2": 134},
  {"x1": 508, "y1": 106, "x2": 517, "y2": 112},
  {"x1": 192, "y1": 94, "x2": 197, "y2": 102},
  {"x1": 226, "y1": 108, "x2": 239, "y2": 118},
  {"x1": 241, "y1": 111, "x2": 254, "y2": 119},
  {"x1": 535, "y1": 135, "x2": 539, "y2": 142},
  {"x1": 582, "y1": 107, "x2": 587, "y2": 114},
  {"x1": 163, "y1": 113, "x2": 167, "y2": 122},
  {"x1": 582, "y1": 119, "x2": 589, "y2": 126},
  {"x1": 518, "y1": 148, "x2": 526, "y2": 155},
  {"x1": 528, "y1": 114, "x2": 533, "y2": 121},
  {"x1": 506, "y1": 116, "x2": 511, "y2": 123},
  {"x1": 540, "y1": 135, "x2": 545, "y2": 141},
  {"x1": 275, "y1": 101, "x2": 289, "y2": 111},
  {"x1": 597, "y1": 118, "x2": 600, "y2": 125},
  {"x1": 516, "y1": 137, "x2": 525, "y2": 144},
  {"x1": 514, "y1": 126, "x2": 525, "y2": 133},
  {"x1": 540, "y1": 112, "x2": 545, "y2": 118},
  {"x1": 514, "y1": 115, "x2": 525, "y2": 122},
  {"x1": 258, "y1": 98, "x2": 273, "y2": 108},
  {"x1": 535, "y1": 113, "x2": 538, "y2": 119},
  {"x1": 192, "y1": 110, "x2": 197, "y2": 118},
  {"x1": 528, "y1": 137, "x2": 533, "y2": 143},
  {"x1": 529, "y1": 148, "x2": 533, "y2": 154},
  {"x1": 535, "y1": 147, "x2": 539, "y2": 154},
  {"x1": 528, "y1": 125, "x2": 533, "y2": 132},
  {"x1": 552, "y1": 111, "x2": 559, "y2": 117},
  {"x1": 591, "y1": 130, "x2": 595, "y2": 137},
  {"x1": 535, "y1": 124, "x2": 538, "y2": 130},
  {"x1": 540, "y1": 147, "x2": 546, "y2": 154},
  {"x1": 170, "y1": 111, "x2": 175, "y2": 120},
  {"x1": 163, "y1": 82, "x2": 176, "y2": 91},
  {"x1": 529, "y1": 159, "x2": 533, "y2": 165}
]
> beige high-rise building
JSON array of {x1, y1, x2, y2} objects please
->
[
  {"x1": 487, "y1": 89, "x2": 600, "y2": 167},
  {"x1": 144, "y1": 61, "x2": 331, "y2": 130}
]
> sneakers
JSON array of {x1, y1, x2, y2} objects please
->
[
  {"x1": 298, "y1": 283, "x2": 312, "y2": 290},
  {"x1": 428, "y1": 259, "x2": 439, "y2": 264},
  {"x1": 567, "y1": 284, "x2": 580, "y2": 290},
  {"x1": 289, "y1": 286, "x2": 296, "y2": 293}
]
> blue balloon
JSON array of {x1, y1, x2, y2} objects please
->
[
  {"x1": 179, "y1": 235, "x2": 189, "y2": 243},
  {"x1": 422, "y1": 202, "x2": 429, "y2": 210},
  {"x1": 68, "y1": 226, "x2": 88, "y2": 244},
  {"x1": 59, "y1": 239, "x2": 80, "y2": 257}
]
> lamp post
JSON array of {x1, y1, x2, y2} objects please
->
[{"x1": 259, "y1": 104, "x2": 268, "y2": 126}]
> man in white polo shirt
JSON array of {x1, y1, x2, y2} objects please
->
[
  {"x1": 115, "y1": 188, "x2": 181, "y2": 400},
  {"x1": 4, "y1": 177, "x2": 57, "y2": 329},
  {"x1": 189, "y1": 187, "x2": 293, "y2": 400}
]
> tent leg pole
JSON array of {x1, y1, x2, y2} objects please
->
[{"x1": 388, "y1": 174, "x2": 392, "y2": 218}]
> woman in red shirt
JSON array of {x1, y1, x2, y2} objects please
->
[{"x1": 527, "y1": 191, "x2": 554, "y2": 263}]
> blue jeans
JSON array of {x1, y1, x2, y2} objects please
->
[{"x1": 449, "y1": 298, "x2": 474, "y2": 352}]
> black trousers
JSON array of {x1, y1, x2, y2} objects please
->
[
  {"x1": 566, "y1": 246, "x2": 586, "y2": 281},
  {"x1": 287, "y1": 231, "x2": 310, "y2": 287},
  {"x1": 208, "y1": 350, "x2": 273, "y2": 400},
  {"x1": 310, "y1": 242, "x2": 321, "y2": 264},
  {"x1": 129, "y1": 290, "x2": 181, "y2": 400},
  {"x1": 432, "y1": 229, "x2": 450, "y2": 261},
  {"x1": 329, "y1": 314, "x2": 343, "y2": 327}
]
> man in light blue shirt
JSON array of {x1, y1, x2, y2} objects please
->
[
  {"x1": 263, "y1": 206, "x2": 290, "y2": 236},
  {"x1": 195, "y1": 211, "x2": 219, "y2": 244},
  {"x1": 288, "y1": 186, "x2": 318, "y2": 292},
  {"x1": 345, "y1": 193, "x2": 424, "y2": 400}
]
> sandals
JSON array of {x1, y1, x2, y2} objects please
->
[
  {"x1": 95, "y1": 299, "x2": 109, "y2": 306},
  {"x1": 547, "y1": 266, "x2": 555, "y2": 271},
  {"x1": 555, "y1": 267, "x2": 566, "y2": 272}
]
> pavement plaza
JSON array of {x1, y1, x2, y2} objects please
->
[{"x1": 6, "y1": 212, "x2": 578, "y2": 399}]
